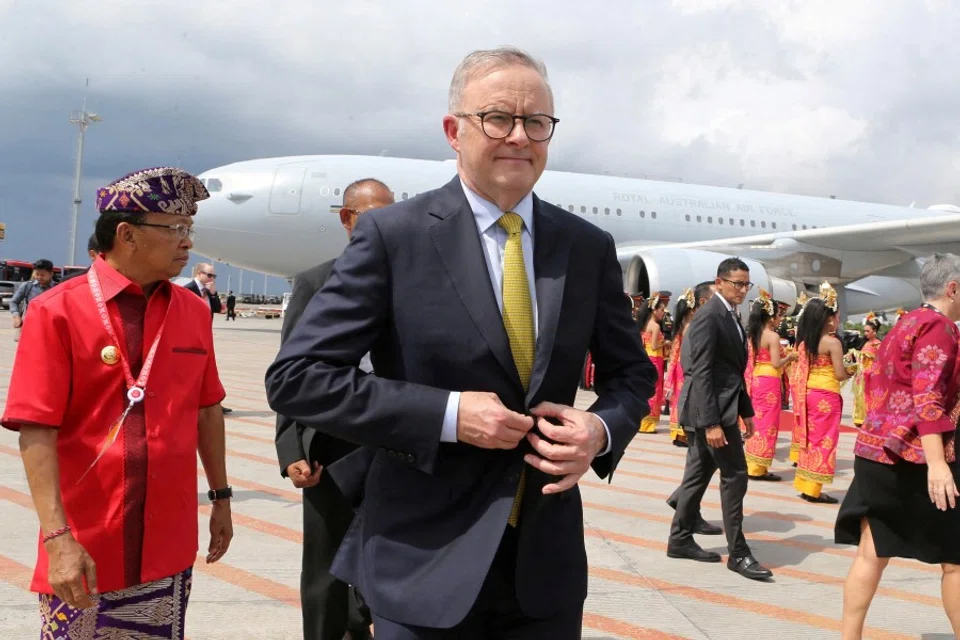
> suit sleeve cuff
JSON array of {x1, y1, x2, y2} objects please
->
[
  {"x1": 594, "y1": 413, "x2": 613, "y2": 456},
  {"x1": 441, "y1": 391, "x2": 460, "y2": 443}
]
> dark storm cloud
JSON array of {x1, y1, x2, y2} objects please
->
[{"x1": 1, "y1": 0, "x2": 958, "y2": 277}]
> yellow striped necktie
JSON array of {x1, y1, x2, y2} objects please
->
[{"x1": 497, "y1": 212, "x2": 534, "y2": 526}]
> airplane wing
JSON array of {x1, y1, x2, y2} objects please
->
[
  {"x1": 613, "y1": 212, "x2": 960, "y2": 314},
  {"x1": 616, "y1": 212, "x2": 960, "y2": 285}
]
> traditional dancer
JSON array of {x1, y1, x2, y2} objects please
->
[
  {"x1": 744, "y1": 289, "x2": 798, "y2": 481},
  {"x1": 852, "y1": 312, "x2": 883, "y2": 427},
  {"x1": 638, "y1": 291, "x2": 670, "y2": 433}
]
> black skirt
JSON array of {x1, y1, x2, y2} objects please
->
[{"x1": 835, "y1": 456, "x2": 960, "y2": 565}]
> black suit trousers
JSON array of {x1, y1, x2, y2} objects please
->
[
  {"x1": 302, "y1": 472, "x2": 370, "y2": 640},
  {"x1": 369, "y1": 527, "x2": 582, "y2": 640},
  {"x1": 669, "y1": 424, "x2": 750, "y2": 556}
]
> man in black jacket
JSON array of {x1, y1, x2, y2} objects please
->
[
  {"x1": 275, "y1": 177, "x2": 394, "y2": 640},
  {"x1": 667, "y1": 258, "x2": 772, "y2": 581}
]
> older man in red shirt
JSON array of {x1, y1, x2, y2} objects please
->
[{"x1": 2, "y1": 166, "x2": 233, "y2": 639}]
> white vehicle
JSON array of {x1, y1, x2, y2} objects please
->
[{"x1": 192, "y1": 154, "x2": 960, "y2": 316}]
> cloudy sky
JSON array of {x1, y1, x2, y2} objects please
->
[{"x1": 2, "y1": 0, "x2": 958, "y2": 293}]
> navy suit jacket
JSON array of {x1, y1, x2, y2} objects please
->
[{"x1": 265, "y1": 176, "x2": 655, "y2": 628}]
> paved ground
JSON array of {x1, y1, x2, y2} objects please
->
[{"x1": 0, "y1": 315, "x2": 955, "y2": 639}]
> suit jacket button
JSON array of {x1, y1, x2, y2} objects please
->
[{"x1": 406, "y1": 454, "x2": 415, "y2": 463}]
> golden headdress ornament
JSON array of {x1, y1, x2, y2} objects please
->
[
  {"x1": 648, "y1": 291, "x2": 661, "y2": 309},
  {"x1": 896, "y1": 307, "x2": 907, "y2": 320},
  {"x1": 752, "y1": 287, "x2": 775, "y2": 316},
  {"x1": 819, "y1": 281, "x2": 838, "y2": 312},
  {"x1": 863, "y1": 311, "x2": 880, "y2": 327},
  {"x1": 680, "y1": 287, "x2": 695, "y2": 307}
]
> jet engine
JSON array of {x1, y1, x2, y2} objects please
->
[{"x1": 621, "y1": 247, "x2": 801, "y2": 313}]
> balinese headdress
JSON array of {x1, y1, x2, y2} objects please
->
[
  {"x1": 680, "y1": 287, "x2": 695, "y2": 308},
  {"x1": 752, "y1": 287, "x2": 775, "y2": 316},
  {"x1": 794, "y1": 290, "x2": 810, "y2": 320},
  {"x1": 819, "y1": 281, "x2": 838, "y2": 312},
  {"x1": 896, "y1": 307, "x2": 907, "y2": 321},
  {"x1": 647, "y1": 291, "x2": 661, "y2": 309},
  {"x1": 863, "y1": 311, "x2": 881, "y2": 328}
]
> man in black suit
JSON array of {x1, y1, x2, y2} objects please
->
[
  {"x1": 275, "y1": 177, "x2": 394, "y2": 640},
  {"x1": 226, "y1": 291, "x2": 236, "y2": 321},
  {"x1": 667, "y1": 258, "x2": 772, "y2": 581},
  {"x1": 183, "y1": 262, "x2": 223, "y2": 318},
  {"x1": 265, "y1": 46, "x2": 655, "y2": 639}
]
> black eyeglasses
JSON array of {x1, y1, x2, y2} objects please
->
[
  {"x1": 130, "y1": 222, "x2": 195, "y2": 240},
  {"x1": 453, "y1": 111, "x2": 559, "y2": 142},
  {"x1": 201, "y1": 272, "x2": 217, "y2": 279},
  {"x1": 721, "y1": 278, "x2": 754, "y2": 291}
]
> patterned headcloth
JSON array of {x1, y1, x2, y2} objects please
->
[{"x1": 96, "y1": 167, "x2": 210, "y2": 216}]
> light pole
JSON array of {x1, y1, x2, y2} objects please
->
[{"x1": 68, "y1": 89, "x2": 101, "y2": 266}]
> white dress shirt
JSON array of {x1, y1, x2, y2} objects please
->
[
  {"x1": 439, "y1": 179, "x2": 611, "y2": 456},
  {"x1": 716, "y1": 293, "x2": 744, "y2": 341}
]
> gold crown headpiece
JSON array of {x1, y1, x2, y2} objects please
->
[
  {"x1": 863, "y1": 311, "x2": 880, "y2": 327},
  {"x1": 819, "y1": 281, "x2": 838, "y2": 312},
  {"x1": 752, "y1": 287, "x2": 775, "y2": 316},
  {"x1": 680, "y1": 287, "x2": 695, "y2": 308},
  {"x1": 648, "y1": 291, "x2": 661, "y2": 309}
]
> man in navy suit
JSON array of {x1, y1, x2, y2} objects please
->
[{"x1": 266, "y1": 46, "x2": 655, "y2": 639}]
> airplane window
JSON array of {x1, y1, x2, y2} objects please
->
[
  {"x1": 651, "y1": 211, "x2": 657, "y2": 219},
  {"x1": 717, "y1": 218, "x2": 723, "y2": 225},
  {"x1": 761, "y1": 221, "x2": 766, "y2": 229},
  {"x1": 593, "y1": 207, "x2": 599, "y2": 214},
  {"x1": 616, "y1": 208, "x2": 622, "y2": 216},
  {"x1": 750, "y1": 220, "x2": 756, "y2": 227},
  {"x1": 793, "y1": 224, "x2": 797, "y2": 230},
  {"x1": 334, "y1": 188, "x2": 341, "y2": 196},
  {"x1": 772, "y1": 222, "x2": 777, "y2": 229},
  {"x1": 639, "y1": 211, "x2": 645, "y2": 218},
  {"x1": 803, "y1": 224, "x2": 808, "y2": 230},
  {"x1": 604, "y1": 207, "x2": 609, "y2": 215},
  {"x1": 581, "y1": 206, "x2": 586, "y2": 213},
  {"x1": 206, "y1": 178, "x2": 222, "y2": 192},
  {"x1": 685, "y1": 214, "x2": 690, "y2": 222},
  {"x1": 402, "y1": 192, "x2": 408, "y2": 200},
  {"x1": 729, "y1": 218, "x2": 734, "y2": 225},
  {"x1": 707, "y1": 216, "x2": 713, "y2": 223},
  {"x1": 568, "y1": 205, "x2": 574, "y2": 212},
  {"x1": 696, "y1": 215, "x2": 702, "y2": 223}
]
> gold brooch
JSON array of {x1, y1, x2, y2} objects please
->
[{"x1": 101, "y1": 346, "x2": 120, "y2": 365}]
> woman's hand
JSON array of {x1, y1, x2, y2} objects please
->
[{"x1": 928, "y1": 460, "x2": 959, "y2": 511}]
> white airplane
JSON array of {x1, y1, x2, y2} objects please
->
[{"x1": 192, "y1": 154, "x2": 960, "y2": 316}]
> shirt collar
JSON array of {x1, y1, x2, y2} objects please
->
[
  {"x1": 459, "y1": 178, "x2": 534, "y2": 236},
  {"x1": 717, "y1": 294, "x2": 735, "y2": 313},
  {"x1": 91, "y1": 256, "x2": 169, "y2": 301}
]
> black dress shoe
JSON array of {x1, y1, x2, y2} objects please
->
[
  {"x1": 695, "y1": 519, "x2": 723, "y2": 535},
  {"x1": 672, "y1": 439, "x2": 689, "y2": 448},
  {"x1": 800, "y1": 492, "x2": 838, "y2": 504},
  {"x1": 667, "y1": 543, "x2": 721, "y2": 563},
  {"x1": 221, "y1": 406, "x2": 233, "y2": 414},
  {"x1": 727, "y1": 555, "x2": 773, "y2": 581},
  {"x1": 748, "y1": 472, "x2": 782, "y2": 482}
]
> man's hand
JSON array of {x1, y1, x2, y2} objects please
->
[
  {"x1": 928, "y1": 460, "x2": 959, "y2": 511},
  {"x1": 12, "y1": 316, "x2": 21, "y2": 329},
  {"x1": 206, "y1": 500, "x2": 233, "y2": 564},
  {"x1": 286, "y1": 459, "x2": 322, "y2": 489},
  {"x1": 204, "y1": 281, "x2": 217, "y2": 295},
  {"x1": 741, "y1": 417, "x2": 755, "y2": 440},
  {"x1": 705, "y1": 425, "x2": 728, "y2": 448},
  {"x1": 525, "y1": 402, "x2": 607, "y2": 494},
  {"x1": 46, "y1": 534, "x2": 97, "y2": 609},
  {"x1": 456, "y1": 392, "x2": 535, "y2": 449}
]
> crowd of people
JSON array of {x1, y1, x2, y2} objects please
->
[{"x1": 2, "y1": 44, "x2": 960, "y2": 640}]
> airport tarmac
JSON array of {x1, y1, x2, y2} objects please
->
[{"x1": 0, "y1": 315, "x2": 954, "y2": 639}]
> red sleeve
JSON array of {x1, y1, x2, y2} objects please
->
[
  {"x1": 912, "y1": 319, "x2": 959, "y2": 437},
  {"x1": 198, "y1": 321, "x2": 226, "y2": 408},
  {"x1": 1, "y1": 301, "x2": 71, "y2": 431}
]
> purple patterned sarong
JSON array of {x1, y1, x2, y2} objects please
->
[{"x1": 40, "y1": 567, "x2": 191, "y2": 639}]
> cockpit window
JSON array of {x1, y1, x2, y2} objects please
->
[{"x1": 206, "y1": 178, "x2": 222, "y2": 192}]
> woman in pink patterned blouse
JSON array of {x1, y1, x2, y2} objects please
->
[{"x1": 835, "y1": 253, "x2": 960, "y2": 639}]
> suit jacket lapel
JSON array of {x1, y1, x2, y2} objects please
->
[
  {"x1": 527, "y1": 197, "x2": 571, "y2": 403},
  {"x1": 428, "y1": 178, "x2": 522, "y2": 389}
]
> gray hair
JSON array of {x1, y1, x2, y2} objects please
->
[
  {"x1": 920, "y1": 253, "x2": 960, "y2": 300},
  {"x1": 448, "y1": 46, "x2": 553, "y2": 112}
]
